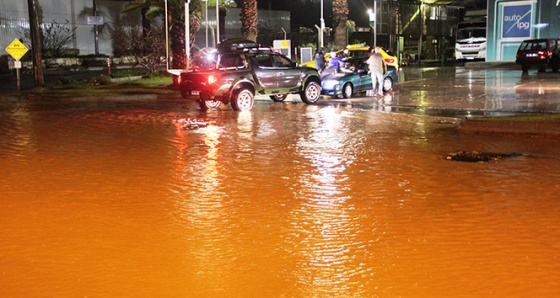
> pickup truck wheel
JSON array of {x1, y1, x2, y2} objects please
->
[
  {"x1": 342, "y1": 83, "x2": 353, "y2": 99},
  {"x1": 231, "y1": 89, "x2": 255, "y2": 111},
  {"x1": 521, "y1": 65, "x2": 529, "y2": 73},
  {"x1": 199, "y1": 99, "x2": 222, "y2": 110},
  {"x1": 382, "y1": 77, "x2": 393, "y2": 92},
  {"x1": 300, "y1": 81, "x2": 321, "y2": 104},
  {"x1": 270, "y1": 94, "x2": 288, "y2": 102}
]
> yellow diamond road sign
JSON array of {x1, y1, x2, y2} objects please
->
[{"x1": 5, "y1": 38, "x2": 29, "y2": 61}]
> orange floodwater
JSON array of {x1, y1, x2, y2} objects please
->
[{"x1": 1, "y1": 99, "x2": 559, "y2": 297}]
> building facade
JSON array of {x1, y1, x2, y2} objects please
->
[
  {"x1": 1, "y1": 0, "x2": 291, "y2": 59},
  {"x1": 0, "y1": 0, "x2": 141, "y2": 57},
  {"x1": 487, "y1": 0, "x2": 560, "y2": 61}
]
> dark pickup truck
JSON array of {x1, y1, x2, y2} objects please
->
[{"x1": 175, "y1": 39, "x2": 322, "y2": 111}]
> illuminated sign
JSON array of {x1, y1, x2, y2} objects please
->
[{"x1": 502, "y1": 4, "x2": 532, "y2": 38}]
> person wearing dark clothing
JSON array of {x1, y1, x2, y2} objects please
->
[{"x1": 314, "y1": 47, "x2": 326, "y2": 73}]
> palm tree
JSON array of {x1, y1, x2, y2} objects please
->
[
  {"x1": 332, "y1": 0, "x2": 349, "y2": 49},
  {"x1": 240, "y1": 0, "x2": 258, "y2": 41},
  {"x1": 123, "y1": 0, "x2": 203, "y2": 69},
  {"x1": 295, "y1": 0, "x2": 349, "y2": 50}
]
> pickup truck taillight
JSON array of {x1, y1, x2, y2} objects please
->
[{"x1": 208, "y1": 75, "x2": 217, "y2": 84}]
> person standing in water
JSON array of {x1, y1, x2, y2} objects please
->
[{"x1": 366, "y1": 47, "x2": 386, "y2": 96}]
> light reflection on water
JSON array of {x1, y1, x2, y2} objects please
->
[{"x1": 1, "y1": 100, "x2": 560, "y2": 297}]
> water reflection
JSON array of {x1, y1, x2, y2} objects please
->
[
  {"x1": 1, "y1": 99, "x2": 560, "y2": 296},
  {"x1": 289, "y1": 107, "x2": 364, "y2": 295}
]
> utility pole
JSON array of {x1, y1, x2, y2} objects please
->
[
  {"x1": 93, "y1": 0, "x2": 99, "y2": 55},
  {"x1": 216, "y1": 0, "x2": 220, "y2": 45},
  {"x1": 27, "y1": 0, "x2": 44, "y2": 86}
]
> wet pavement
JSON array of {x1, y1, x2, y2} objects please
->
[
  {"x1": 4, "y1": 63, "x2": 514, "y2": 119},
  {"x1": 2, "y1": 64, "x2": 560, "y2": 297},
  {"x1": 256, "y1": 64, "x2": 560, "y2": 118},
  {"x1": 3, "y1": 63, "x2": 560, "y2": 116}
]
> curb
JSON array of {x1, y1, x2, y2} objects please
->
[{"x1": 459, "y1": 118, "x2": 560, "y2": 136}]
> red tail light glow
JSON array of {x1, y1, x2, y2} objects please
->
[
  {"x1": 208, "y1": 75, "x2": 217, "y2": 84},
  {"x1": 385, "y1": 58, "x2": 395, "y2": 64}
]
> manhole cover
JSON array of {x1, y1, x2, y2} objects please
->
[{"x1": 446, "y1": 151, "x2": 521, "y2": 162}]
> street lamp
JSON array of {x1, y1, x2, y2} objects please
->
[
  {"x1": 203, "y1": 0, "x2": 208, "y2": 48},
  {"x1": 93, "y1": 0, "x2": 99, "y2": 55},
  {"x1": 418, "y1": 2, "x2": 424, "y2": 67},
  {"x1": 216, "y1": 0, "x2": 220, "y2": 45},
  {"x1": 185, "y1": 0, "x2": 191, "y2": 69},
  {"x1": 368, "y1": 6, "x2": 376, "y2": 47},
  {"x1": 319, "y1": 0, "x2": 324, "y2": 48}
]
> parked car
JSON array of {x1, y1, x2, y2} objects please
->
[
  {"x1": 303, "y1": 44, "x2": 399, "y2": 69},
  {"x1": 515, "y1": 38, "x2": 560, "y2": 73},
  {"x1": 175, "y1": 38, "x2": 322, "y2": 111},
  {"x1": 320, "y1": 58, "x2": 399, "y2": 98}
]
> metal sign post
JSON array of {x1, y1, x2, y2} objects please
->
[
  {"x1": 5, "y1": 38, "x2": 29, "y2": 98},
  {"x1": 14, "y1": 61, "x2": 22, "y2": 98}
]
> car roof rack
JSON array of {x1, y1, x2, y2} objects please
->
[{"x1": 217, "y1": 38, "x2": 259, "y2": 53}]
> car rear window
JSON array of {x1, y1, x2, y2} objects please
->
[
  {"x1": 350, "y1": 50, "x2": 368, "y2": 59},
  {"x1": 519, "y1": 40, "x2": 548, "y2": 51},
  {"x1": 218, "y1": 53, "x2": 246, "y2": 69}
]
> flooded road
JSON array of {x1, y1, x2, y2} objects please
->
[{"x1": 1, "y1": 67, "x2": 560, "y2": 297}]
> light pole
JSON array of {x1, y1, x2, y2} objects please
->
[
  {"x1": 368, "y1": 7, "x2": 376, "y2": 47},
  {"x1": 418, "y1": 2, "x2": 424, "y2": 67},
  {"x1": 93, "y1": 0, "x2": 99, "y2": 55},
  {"x1": 319, "y1": 0, "x2": 324, "y2": 48},
  {"x1": 203, "y1": 0, "x2": 208, "y2": 48},
  {"x1": 216, "y1": 0, "x2": 220, "y2": 45},
  {"x1": 185, "y1": 0, "x2": 191, "y2": 69},
  {"x1": 374, "y1": 0, "x2": 377, "y2": 46}
]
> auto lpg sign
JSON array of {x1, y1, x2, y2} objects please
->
[{"x1": 501, "y1": 4, "x2": 532, "y2": 38}]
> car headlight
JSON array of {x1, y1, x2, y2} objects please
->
[{"x1": 322, "y1": 80, "x2": 339, "y2": 89}]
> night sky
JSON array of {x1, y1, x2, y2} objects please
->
[
  {"x1": 243, "y1": 0, "x2": 485, "y2": 29},
  {"x1": 254, "y1": 0, "x2": 373, "y2": 28}
]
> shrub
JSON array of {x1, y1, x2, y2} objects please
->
[
  {"x1": 56, "y1": 77, "x2": 76, "y2": 86},
  {"x1": 89, "y1": 75, "x2": 112, "y2": 86}
]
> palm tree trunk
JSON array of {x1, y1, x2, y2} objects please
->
[
  {"x1": 240, "y1": 0, "x2": 258, "y2": 41},
  {"x1": 332, "y1": 0, "x2": 349, "y2": 49},
  {"x1": 170, "y1": 17, "x2": 186, "y2": 69}
]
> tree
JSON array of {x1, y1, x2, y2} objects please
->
[
  {"x1": 27, "y1": 0, "x2": 44, "y2": 86},
  {"x1": 123, "y1": 0, "x2": 235, "y2": 69},
  {"x1": 240, "y1": 0, "x2": 257, "y2": 41},
  {"x1": 295, "y1": 0, "x2": 349, "y2": 50},
  {"x1": 39, "y1": 21, "x2": 77, "y2": 57},
  {"x1": 112, "y1": 26, "x2": 165, "y2": 75},
  {"x1": 332, "y1": 0, "x2": 349, "y2": 49}
]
